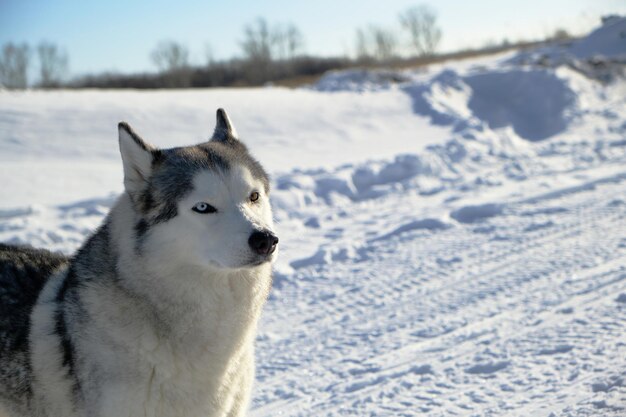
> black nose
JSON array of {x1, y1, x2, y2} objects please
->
[{"x1": 248, "y1": 231, "x2": 279, "y2": 256}]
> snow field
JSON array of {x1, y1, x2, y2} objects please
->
[{"x1": 1, "y1": 16, "x2": 626, "y2": 416}]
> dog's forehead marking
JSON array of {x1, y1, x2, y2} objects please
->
[
  {"x1": 230, "y1": 164, "x2": 257, "y2": 189},
  {"x1": 190, "y1": 165, "x2": 261, "y2": 201}
]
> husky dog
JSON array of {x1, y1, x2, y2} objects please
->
[{"x1": 0, "y1": 109, "x2": 278, "y2": 417}]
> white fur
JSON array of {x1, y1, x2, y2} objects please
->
[
  {"x1": 26, "y1": 154, "x2": 275, "y2": 416},
  {"x1": 164, "y1": 166, "x2": 275, "y2": 269},
  {"x1": 118, "y1": 125, "x2": 155, "y2": 197},
  {"x1": 220, "y1": 111, "x2": 239, "y2": 139}
]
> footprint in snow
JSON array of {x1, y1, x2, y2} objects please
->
[
  {"x1": 537, "y1": 344, "x2": 574, "y2": 355},
  {"x1": 523, "y1": 220, "x2": 555, "y2": 232},
  {"x1": 369, "y1": 218, "x2": 450, "y2": 243},
  {"x1": 465, "y1": 361, "x2": 510, "y2": 374},
  {"x1": 450, "y1": 203, "x2": 504, "y2": 224}
]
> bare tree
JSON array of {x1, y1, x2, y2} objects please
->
[
  {"x1": 355, "y1": 28, "x2": 371, "y2": 60},
  {"x1": 399, "y1": 5, "x2": 442, "y2": 57},
  {"x1": 0, "y1": 43, "x2": 30, "y2": 89},
  {"x1": 370, "y1": 26, "x2": 398, "y2": 61},
  {"x1": 272, "y1": 24, "x2": 288, "y2": 61},
  {"x1": 284, "y1": 24, "x2": 304, "y2": 60},
  {"x1": 37, "y1": 42, "x2": 68, "y2": 88},
  {"x1": 241, "y1": 18, "x2": 274, "y2": 63},
  {"x1": 354, "y1": 26, "x2": 397, "y2": 61},
  {"x1": 240, "y1": 18, "x2": 306, "y2": 82},
  {"x1": 551, "y1": 28, "x2": 571, "y2": 41},
  {"x1": 273, "y1": 23, "x2": 304, "y2": 61},
  {"x1": 242, "y1": 19, "x2": 305, "y2": 62},
  {"x1": 205, "y1": 43, "x2": 215, "y2": 67},
  {"x1": 151, "y1": 40, "x2": 190, "y2": 72},
  {"x1": 150, "y1": 41, "x2": 191, "y2": 87}
]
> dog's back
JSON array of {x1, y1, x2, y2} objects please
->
[{"x1": 0, "y1": 244, "x2": 68, "y2": 415}]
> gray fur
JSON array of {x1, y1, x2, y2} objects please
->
[
  {"x1": 0, "y1": 244, "x2": 68, "y2": 416},
  {"x1": 127, "y1": 121, "x2": 269, "y2": 247},
  {"x1": 212, "y1": 108, "x2": 238, "y2": 142},
  {"x1": 0, "y1": 109, "x2": 275, "y2": 417}
]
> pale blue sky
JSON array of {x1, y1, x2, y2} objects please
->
[{"x1": 1, "y1": 0, "x2": 624, "y2": 76}]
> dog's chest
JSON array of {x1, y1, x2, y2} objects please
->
[
  {"x1": 81, "y1": 267, "x2": 271, "y2": 417},
  {"x1": 101, "y1": 318, "x2": 255, "y2": 417}
]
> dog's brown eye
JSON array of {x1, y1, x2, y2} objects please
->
[{"x1": 250, "y1": 192, "x2": 259, "y2": 202}]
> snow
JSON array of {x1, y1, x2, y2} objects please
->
[
  {"x1": 2, "y1": 18, "x2": 626, "y2": 416},
  {"x1": 449, "y1": 203, "x2": 504, "y2": 224},
  {"x1": 312, "y1": 68, "x2": 412, "y2": 92},
  {"x1": 571, "y1": 15, "x2": 626, "y2": 60},
  {"x1": 507, "y1": 15, "x2": 626, "y2": 82},
  {"x1": 0, "y1": 87, "x2": 449, "y2": 207}
]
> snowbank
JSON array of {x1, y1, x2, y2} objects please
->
[
  {"x1": 310, "y1": 16, "x2": 624, "y2": 143},
  {"x1": 403, "y1": 67, "x2": 579, "y2": 141},
  {"x1": 571, "y1": 15, "x2": 626, "y2": 60},
  {"x1": 507, "y1": 15, "x2": 626, "y2": 82}
]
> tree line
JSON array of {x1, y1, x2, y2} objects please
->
[
  {"x1": 0, "y1": 42, "x2": 68, "y2": 88},
  {"x1": 356, "y1": 5, "x2": 441, "y2": 61},
  {"x1": 0, "y1": 5, "x2": 570, "y2": 90}
]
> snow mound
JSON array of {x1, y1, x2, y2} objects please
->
[
  {"x1": 571, "y1": 15, "x2": 626, "y2": 60},
  {"x1": 404, "y1": 67, "x2": 578, "y2": 141},
  {"x1": 271, "y1": 133, "x2": 501, "y2": 213},
  {"x1": 507, "y1": 16, "x2": 626, "y2": 82},
  {"x1": 402, "y1": 69, "x2": 473, "y2": 127},
  {"x1": 465, "y1": 69, "x2": 576, "y2": 141},
  {"x1": 310, "y1": 18, "x2": 622, "y2": 142},
  {"x1": 273, "y1": 152, "x2": 443, "y2": 209}
]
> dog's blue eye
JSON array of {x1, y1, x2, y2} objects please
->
[{"x1": 192, "y1": 202, "x2": 217, "y2": 214}]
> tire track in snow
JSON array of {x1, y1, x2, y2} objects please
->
[
  {"x1": 271, "y1": 176, "x2": 625, "y2": 347},
  {"x1": 253, "y1": 175, "x2": 626, "y2": 416}
]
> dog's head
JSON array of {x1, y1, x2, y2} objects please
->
[{"x1": 118, "y1": 109, "x2": 277, "y2": 270}]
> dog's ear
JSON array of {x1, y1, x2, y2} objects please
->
[
  {"x1": 118, "y1": 122, "x2": 158, "y2": 199},
  {"x1": 211, "y1": 108, "x2": 239, "y2": 142}
]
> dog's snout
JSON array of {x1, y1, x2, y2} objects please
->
[{"x1": 248, "y1": 231, "x2": 279, "y2": 256}]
